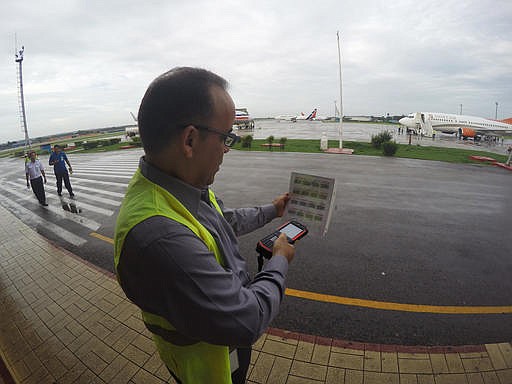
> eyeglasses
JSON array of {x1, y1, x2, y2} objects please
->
[{"x1": 193, "y1": 125, "x2": 240, "y2": 147}]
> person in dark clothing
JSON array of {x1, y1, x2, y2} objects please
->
[
  {"x1": 49, "y1": 144, "x2": 74, "y2": 198},
  {"x1": 25, "y1": 150, "x2": 48, "y2": 206}
]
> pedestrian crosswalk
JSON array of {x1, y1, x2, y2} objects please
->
[{"x1": 0, "y1": 149, "x2": 142, "y2": 248}]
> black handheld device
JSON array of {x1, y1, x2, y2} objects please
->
[{"x1": 256, "y1": 220, "x2": 308, "y2": 261}]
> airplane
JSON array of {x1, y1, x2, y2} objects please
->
[
  {"x1": 398, "y1": 112, "x2": 512, "y2": 140},
  {"x1": 296, "y1": 108, "x2": 318, "y2": 121},
  {"x1": 275, "y1": 108, "x2": 318, "y2": 122},
  {"x1": 125, "y1": 112, "x2": 139, "y2": 137}
]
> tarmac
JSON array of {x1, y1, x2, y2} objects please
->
[{"x1": 1, "y1": 196, "x2": 512, "y2": 383}]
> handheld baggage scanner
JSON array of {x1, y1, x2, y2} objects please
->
[{"x1": 256, "y1": 220, "x2": 308, "y2": 271}]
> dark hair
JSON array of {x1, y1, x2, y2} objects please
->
[
  {"x1": 138, "y1": 67, "x2": 229, "y2": 154},
  {"x1": 54, "y1": 144, "x2": 61, "y2": 149}
]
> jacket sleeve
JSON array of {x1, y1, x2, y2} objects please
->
[
  {"x1": 217, "y1": 200, "x2": 277, "y2": 236},
  {"x1": 117, "y1": 216, "x2": 288, "y2": 347}
]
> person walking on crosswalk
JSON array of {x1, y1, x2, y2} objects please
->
[
  {"x1": 49, "y1": 144, "x2": 74, "y2": 198},
  {"x1": 25, "y1": 150, "x2": 48, "y2": 206}
]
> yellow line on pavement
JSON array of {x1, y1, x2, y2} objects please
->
[
  {"x1": 90, "y1": 232, "x2": 114, "y2": 244},
  {"x1": 90, "y1": 232, "x2": 512, "y2": 314},
  {"x1": 285, "y1": 288, "x2": 512, "y2": 314}
]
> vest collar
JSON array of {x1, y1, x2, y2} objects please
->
[{"x1": 139, "y1": 156, "x2": 203, "y2": 216}]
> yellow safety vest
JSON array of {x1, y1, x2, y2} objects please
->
[{"x1": 114, "y1": 168, "x2": 232, "y2": 383}]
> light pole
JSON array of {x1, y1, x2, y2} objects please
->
[
  {"x1": 460, "y1": 104, "x2": 462, "y2": 115},
  {"x1": 495, "y1": 102, "x2": 498, "y2": 120},
  {"x1": 15, "y1": 44, "x2": 31, "y2": 150},
  {"x1": 336, "y1": 31, "x2": 343, "y2": 149}
]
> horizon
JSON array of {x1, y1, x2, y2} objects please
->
[{"x1": 1, "y1": 0, "x2": 511, "y2": 143}]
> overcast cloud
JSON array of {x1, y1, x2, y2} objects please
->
[{"x1": 1, "y1": 0, "x2": 511, "y2": 143}]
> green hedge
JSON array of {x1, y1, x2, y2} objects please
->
[
  {"x1": 371, "y1": 131, "x2": 393, "y2": 149},
  {"x1": 241, "y1": 135, "x2": 253, "y2": 148},
  {"x1": 83, "y1": 141, "x2": 99, "y2": 150},
  {"x1": 382, "y1": 141, "x2": 398, "y2": 156}
]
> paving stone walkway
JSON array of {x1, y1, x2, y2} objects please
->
[{"x1": 1, "y1": 204, "x2": 511, "y2": 383}]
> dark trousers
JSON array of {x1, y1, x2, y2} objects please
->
[
  {"x1": 232, "y1": 347, "x2": 251, "y2": 384},
  {"x1": 55, "y1": 171, "x2": 73, "y2": 195},
  {"x1": 30, "y1": 176, "x2": 46, "y2": 204}
]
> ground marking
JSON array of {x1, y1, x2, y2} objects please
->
[{"x1": 90, "y1": 233, "x2": 512, "y2": 314}]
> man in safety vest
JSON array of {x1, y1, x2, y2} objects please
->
[{"x1": 114, "y1": 67, "x2": 296, "y2": 383}]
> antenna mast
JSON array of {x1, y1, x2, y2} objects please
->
[{"x1": 15, "y1": 40, "x2": 31, "y2": 150}]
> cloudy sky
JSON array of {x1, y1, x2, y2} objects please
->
[{"x1": 1, "y1": 0, "x2": 511, "y2": 143}]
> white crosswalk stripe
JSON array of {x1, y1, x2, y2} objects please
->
[
  {"x1": 70, "y1": 171, "x2": 133, "y2": 179},
  {"x1": 62, "y1": 184, "x2": 125, "y2": 199},
  {"x1": 4, "y1": 181, "x2": 101, "y2": 230},
  {"x1": 0, "y1": 186, "x2": 87, "y2": 246},
  {"x1": 0, "y1": 150, "x2": 145, "y2": 247}
]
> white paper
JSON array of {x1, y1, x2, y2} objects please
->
[{"x1": 284, "y1": 172, "x2": 336, "y2": 237}]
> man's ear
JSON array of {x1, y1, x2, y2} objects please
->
[{"x1": 181, "y1": 125, "x2": 198, "y2": 158}]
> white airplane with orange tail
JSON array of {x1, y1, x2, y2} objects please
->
[{"x1": 399, "y1": 112, "x2": 512, "y2": 139}]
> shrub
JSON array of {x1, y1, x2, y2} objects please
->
[
  {"x1": 265, "y1": 136, "x2": 275, "y2": 150},
  {"x1": 382, "y1": 141, "x2": 398, "y2": 156},
  {"x1": 109, "y1": 138, "x2": 121, "y2": 145},
  {"x1": 74, "y1": 141, "x2": 83, "y2": 147},
  {"x1": 83, "y1": 141, "x2": 99, "y2": 150},
  {"x1": 130, "y1": 136, "x2": 142, "y2": 146},
  {"x1": 279, "y1": 137, "x2": 288, "y2": 145},
  {"x1": 371, "y1": 131, "x2": 393, "y2": 148},
  {"x1": 241, "y1": 135, "x2": 253, "y2": 148}
]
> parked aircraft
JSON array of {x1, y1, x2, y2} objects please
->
[
  {"x1": 126, "y1": 112, "x2": 139, "y2": 137},
  {"x1": 399, "y1": 112, "x2": 512, "y2": 139},
  {"x1": 275, "y1": 108, "x2": 318, "y2": 122},
  {"x1": 297, "y1": 108, "x2": 318, "y2": 120}
]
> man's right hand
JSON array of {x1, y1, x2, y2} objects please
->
[{"x1": 272, "y1": 233, "x2": 295, "y2": 263}]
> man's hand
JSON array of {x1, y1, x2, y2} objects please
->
[
  {"x1": 272, "y1": 233, "x2": 295, "y2": 263},
  {"x1": 272, "y1": 193, "x2": 290, "y2": 217}
]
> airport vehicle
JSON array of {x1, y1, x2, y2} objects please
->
[
  {"x1": 399, "y1": 112, "x2": 512, "y2": 140},
  {"x1": 233, "y1": 108, "x2": 255, "y2": 130}
]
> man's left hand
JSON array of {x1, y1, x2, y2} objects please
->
[{"x1": 272, "y1": 193, "x2": 290, "y2": 217}]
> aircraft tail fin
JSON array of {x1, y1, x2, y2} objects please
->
[{"x1": 306, "y1": 108, "x2": 318, "y2": 120}]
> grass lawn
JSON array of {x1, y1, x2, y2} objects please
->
[
  {"x1": 2, "y1": 136, "x2": 509, "y2": 165},
  {"x1": 233, "y1": 139, "x2": 509, "y2": 164}
]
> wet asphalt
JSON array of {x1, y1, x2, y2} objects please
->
[
  {"x1": 212, "y1": 150, "x2": 512, "y2": 345},
  {"x1": 26, "y1": 147, "x2": 512, "y2": 346}
]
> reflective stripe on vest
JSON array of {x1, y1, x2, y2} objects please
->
[{"x1": 114, "y1": 168, "x2": 232, "y2": 383}]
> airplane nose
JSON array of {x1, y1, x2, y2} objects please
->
[{"x1": 398, "y1": 117, "x2": 406, "y2": 125}]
